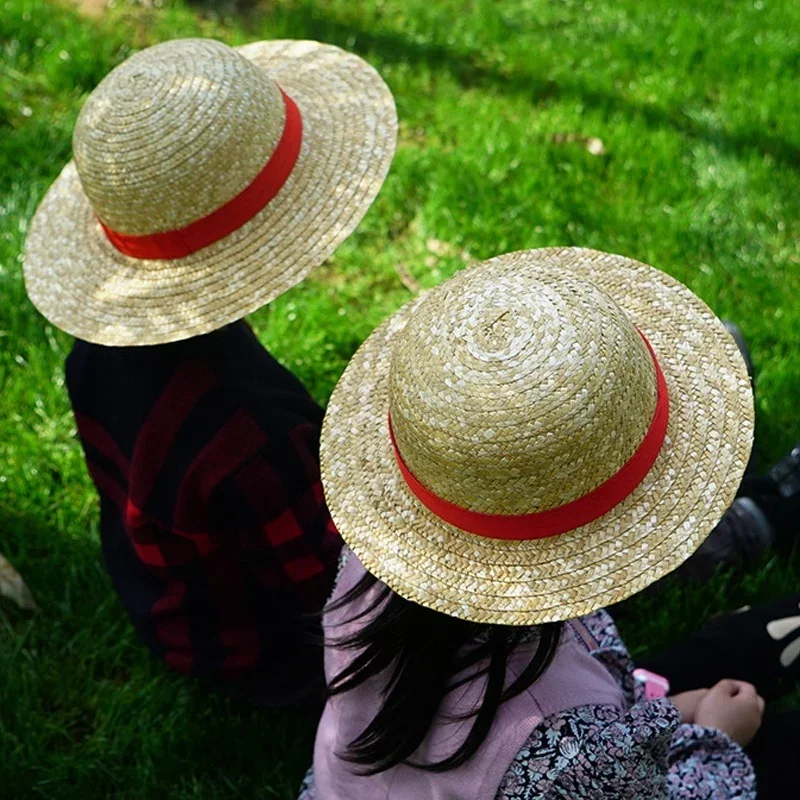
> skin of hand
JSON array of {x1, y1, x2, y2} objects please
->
[
  {"x1": 694, "y1": 679, "x2": 766, "y2": 746},
  {"x1": 669, "y1": 688, "x2": 710, "y2": 724}
]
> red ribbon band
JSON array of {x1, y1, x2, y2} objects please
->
[
  {"x1": 99, "y1": 88, "x2": 303, "y2": 260},
  {"x1": 389, "y1": 331, "x2": 669, "y2": 541}
]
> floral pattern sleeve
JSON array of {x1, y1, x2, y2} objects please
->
[
  {"x1": 667, "y1": 723, "x2": 756, "y2": 799},
  {"x1": 496, "y1": 699, "x2": 756, "y2": 799}
]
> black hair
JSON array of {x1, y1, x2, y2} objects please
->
[{"x1": 327, "y1": 570, "x2": 563, "y2": 775}]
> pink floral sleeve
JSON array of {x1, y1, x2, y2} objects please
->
[
  {"x1": 496, "y1": 608, "x2": 757, "y2": 800},
  {"x1": 496, "y1": 699, "x2": 755, "y2": 799}
]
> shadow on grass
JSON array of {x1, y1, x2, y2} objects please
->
[
  {"x1": 0, "y1": 506, "x2": 315, "y2": 799},
  {"x1": 218, "y1": 3, "x2": 800, "y2": 170},
  {"x1": 185, "y1": 0, "x2": 262, "y2": 17}
]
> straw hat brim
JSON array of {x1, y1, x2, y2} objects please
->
[
  {"x1": 23, "y1": 40, "x2": 397, "y2": 345},
  {"x1": 321, "y1": 248, "x2": 754, "y2": 625}
]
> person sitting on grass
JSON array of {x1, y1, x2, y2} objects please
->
[
  {"x1": 299, "y1": 248, "x2": 798, "y2": 799},
  {"x1": 21, "y1": 37, "x2": 397, "y2": 706}
]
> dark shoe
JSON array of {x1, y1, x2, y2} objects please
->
[
  {"x1": 723, "y1": 320, "x2": 755, "y2": 385},
  {"x1": 722, "y1": 321, "x2": 758, "y2": 477},
  {"x1": 677, "y1": 497, "x2": 775, "y2": 583},
  {"x1": 769, "y1": 441, "x2": 800, "y2": 500},
  {"x1": 733, "y1": 442, "x2": 800, "y2": 555}
]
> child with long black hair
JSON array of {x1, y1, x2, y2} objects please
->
[{"x1": 299, "y1": 248, "x2": 798, "y2": 798}]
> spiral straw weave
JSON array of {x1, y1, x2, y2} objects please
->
[
  {"x1": 321, "y1": 248, "x2": 754, "y2": 625},
  {"x1": 23, "y1": 38, "x2": 397, "y2": 345}
]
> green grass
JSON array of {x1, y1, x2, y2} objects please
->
[{"x1": 1, "y1": 0, "x2": 799, "y2": 795}]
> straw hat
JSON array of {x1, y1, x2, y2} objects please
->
[
  {"x1": 321, "y1": 248, "x2": 754, "y2": 625},
  {"x1": 23, "y1": 38, "x2": 397, "y2": 346}
]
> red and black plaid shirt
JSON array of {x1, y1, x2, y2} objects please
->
[{"x1": 66, "y1": 322, "x2": 342, "y2": 700}]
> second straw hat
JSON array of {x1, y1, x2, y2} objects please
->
[
  {"x1": 321, "y1": 248, "x2": 754, "y2": 625},
  {"x1": 23, "y1": 38, "x2": 397, "y2": 346}
]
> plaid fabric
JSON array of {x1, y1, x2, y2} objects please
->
[{"x1": 66, "y1": 322, "x2": 341, "y2": 699}]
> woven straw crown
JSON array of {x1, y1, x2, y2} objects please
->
[
  {"x1": 73, "y1": 39, "x2": 286, "y2": 235},
  {"x1": 389, "y1": 271, "x2": 658, "y2": 515}
]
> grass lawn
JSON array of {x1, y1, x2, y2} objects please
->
[{"x1": 1, "y1": 0, "x2": 799, "y2": 796}]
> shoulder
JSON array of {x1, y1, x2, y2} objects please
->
[
  {"x1": 207, "y1": 324, "x2": 324, "y2": 427},
  {"x1": 575, "y1": 609, "x2": 623, "y2": 650}
]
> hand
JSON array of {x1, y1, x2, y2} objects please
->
[
  {"x1": 694, "y1": 679, "x2": 766, "y2": 746},
  {"x1": 669, "y1": 689, "x2": 710, "y2": 724}
]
